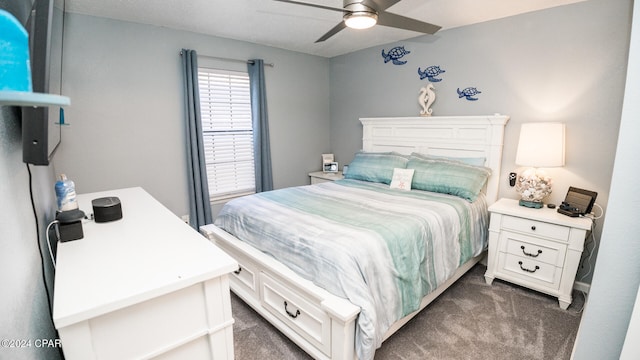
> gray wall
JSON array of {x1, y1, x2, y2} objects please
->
[
  {"x1": 572, "y1": 1, "x2": 640, "y2": 357},
  {"x1": 54, "y1": 13, "x2": 331, "y2": 219},
  {"x1": 0, "y1": 1, "x2": 63, "y2": 359},
  {"x1": 329, "y1": 0, "x2": 632, "y2": 284}
]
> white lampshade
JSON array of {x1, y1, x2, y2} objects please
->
[
  {"x1": 515, "y1": 123, "x2": 566, "y2": 167},
  {"x1": 344, "y1": 12, "x2": 378, "y2": 29}
]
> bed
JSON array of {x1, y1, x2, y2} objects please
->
[{"x1": 200, "y1": 115, "x2": 509, "y2": 360}]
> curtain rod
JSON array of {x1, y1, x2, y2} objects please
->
[{"x1": 180, "y1": 51, "x2": 274, "y2": 67}]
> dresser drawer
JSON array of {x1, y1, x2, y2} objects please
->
[
  {"x1": 501, "y1": 215, "x2": 570, "y2": 242},
  {"x1": 260, "y1": 272, "x2": 331, "y2": 356},
  {"x1": 502, "y1": 232, "x2": 567, "y2": 267},
  {"x1": 499, "y1": 253, "x2": 561, "y2": 289}
]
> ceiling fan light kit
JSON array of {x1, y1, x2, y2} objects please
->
[{"x1": 344, "y1": 12, "x2": 378, "y2": 29}]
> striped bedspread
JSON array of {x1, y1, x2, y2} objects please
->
[{"x1": 214, "y1": 179, "x2": 488, "y2": 360}]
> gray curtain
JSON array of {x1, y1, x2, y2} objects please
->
[
  {"x1": 181, "y1": 49, "x2": 212, "y2": 229},
  {"x1": 248, "y1": 59, "x2": 273, "y2": 192}
]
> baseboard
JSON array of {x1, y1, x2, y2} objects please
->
[{"x1": 574, "y1": 281, "x2": 591, "y2": 294}]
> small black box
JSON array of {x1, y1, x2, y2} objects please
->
[
  {"x1": 92, "y1": 196, "x2": 123, "y2": 223},
  {"x1": 56, "y1": 209, "x2": 85, "y2": 242},
  {"x1": 58, "y1": 221, "x2": 84, "y2": 242}
]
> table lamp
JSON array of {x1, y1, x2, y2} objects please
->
[{"x1": 514, "y1": 123, "x2": 566, "y2": 208}]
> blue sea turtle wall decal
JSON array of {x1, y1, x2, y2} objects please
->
[
  {"x1": 418, "y1": 66, "x2": 445, "y2": 82},
  {"x1": 382, "y1": 46, "x2": 410, "y2": 65},
  {"x1": 457, "y1": 87, "x2": 482, "y2": 101}
]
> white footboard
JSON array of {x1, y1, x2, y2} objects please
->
[
  {"x1": 201, "y1": 224, "x2": 360, "y2": 360},
  {"x1": 201, "y1": 224, "x2": 484, "y2": 360}
]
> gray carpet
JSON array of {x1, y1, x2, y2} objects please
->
[{"x1": 231, "y1": 264, "x2": 585, "y2": 360}]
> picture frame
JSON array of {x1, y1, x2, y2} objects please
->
[{"x1": 323, "y1": 162, "x2": 339, "y2": 173}]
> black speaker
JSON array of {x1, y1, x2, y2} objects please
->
[{"x1": 92, "y1": 197, "x2": 123, "y2": 223}]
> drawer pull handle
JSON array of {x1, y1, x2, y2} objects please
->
[
  {"x1": 518, "y1": 261, "x2": 540, "y2": 273},
  {"x1": 284, "y1": 301, "x2": 300, "y2": 319},
  {"x1": 530, "y1": 225, "x2": 536, "y2": 231},
  {"x1": 233, "y1": 267, "x2": 242, "y2": 275},
  {"x1": 521, "y1": 246, "x2": 542, "y2": 257}
]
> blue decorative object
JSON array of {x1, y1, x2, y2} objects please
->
[
  {"x1": 0, "y1": 9, "x2": 69, "y2": 106},
  {"x1": 0, "y1": 10, "x2": 32, "y2": 92},
  {"x1": 382, "y1": 46, "x2": 410, "y2": 65},
  {"x1": 457, "y1": 87, "x2": 482, "y2": 101},
  {"x1": 55, "y1": 108, "x2": 70, "y2": 126},
  {"x1": 418, "y1": 66, "x2": 445, "y2": 82}
]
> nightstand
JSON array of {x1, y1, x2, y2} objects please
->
[
  {"x1": 484, "y1": 198, "x2": 592, "y2": 309},
  {"x1": 308, "y1": 171, "x2": 344, "y2": 185}
]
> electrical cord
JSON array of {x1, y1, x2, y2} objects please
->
[
  {"x1": 570, "y1": 215, "x2": 599, "y2": 314},
  {"x1": 587, "y1": 202, "x2": 604, "y2": 220},
  {"x1": 26, "y1": 164, "x2": 65, "y2": 359},
  {"x1": 46, "y1": 220, "x2": 59, "y2": 269},
  {"x1": 579, "y1": 219, "x2": 597, "y2": 280},
  {"x1": 26, "y1": 164, "x2": 55, "y2": 313},
  {"x1": 578, "y1": 202, "x2": 603, "y2": 282},
  {"x1": 566, "y1": 203, "x2": 603, "y2": 314}
]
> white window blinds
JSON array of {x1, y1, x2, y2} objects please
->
[{"x1": 198, "y1": 68, "x2": 255, "y2": 202}]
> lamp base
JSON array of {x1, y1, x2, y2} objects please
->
[{"x1": 519, "y1": 199, "x2": 544, "y2": 209}]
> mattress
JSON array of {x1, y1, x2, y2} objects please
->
[{"x1": 214, "y1": 179, "x2": 488, "y2": 360}]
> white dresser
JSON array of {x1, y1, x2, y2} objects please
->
[
  {"x1": 53, "y1": 187, "x2": 237, "y2": 359},
  {"x1": 484, "y1": 198, "x2": 592, "y2": 309}
]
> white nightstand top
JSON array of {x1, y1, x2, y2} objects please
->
[{"x1": 489, "y1": 198, "x2": 593, "y2": 230}]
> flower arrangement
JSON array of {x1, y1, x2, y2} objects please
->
[{"x1": 515, "y1": 168, "x2": 553, "y2": 203}]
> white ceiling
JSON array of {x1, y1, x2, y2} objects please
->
[{"x1": 65, "y1": 0, "x2": 586, "y2": 58}]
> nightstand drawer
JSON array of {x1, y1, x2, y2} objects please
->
[
  {"x1": 501, "y1": 215, "x2": 570, "y2": 242},
  {"x1": 503, "y1": 232, "x2": 567, "y2": 266},
  {"x1": 309, "y1": 171, "x2": 344, "y2": 185},
  {"x1": 499, "y1": 253, "x2": 561, "y2": 289}
]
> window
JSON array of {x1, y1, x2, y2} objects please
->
[{"x1": 198, "y1": 68, "x2": 255, "y2": 202}]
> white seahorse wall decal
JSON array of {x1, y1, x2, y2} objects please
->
[{"x1": 418, "y1": 83, "x2": 436, "y2": 116}]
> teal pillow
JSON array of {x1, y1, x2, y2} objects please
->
[
  {"x1": 344, "y1": 152, "x2": 409, "y2": 184},
  {"x1": 410, "y1": 152, "x2": 486, "y2": 167},
  {"x1": 407, "y1": 155, "x2": 491, "y2": 201}
]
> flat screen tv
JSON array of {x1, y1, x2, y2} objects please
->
[{"x1": 22, "y1": 0, "x2": 65, "y2": 165}]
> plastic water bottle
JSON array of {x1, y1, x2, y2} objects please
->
[{"x1": 55, "y1": 174, "x2": 78, "y2": 211}]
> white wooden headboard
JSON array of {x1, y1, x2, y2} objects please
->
[{"x1": 360, "y1": 115, "x2": 510, "y2": 205}]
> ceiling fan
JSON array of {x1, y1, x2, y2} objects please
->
[{"x1": 274, "y1": 0, "x2": 441, "y2": 43}]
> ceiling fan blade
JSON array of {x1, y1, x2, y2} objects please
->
[
  {"x1": 315, "y1": 22, "x2": 348, "y2": 43},
  {"x1": 273, "y1": 0, "x2": 346, "y2": 13},
  {"x1": 377, "y1": 11, "x2": 441, "y2": 34},
  {"x1": 361, "y1": 0, "x2": 402, "y2": 11}
]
